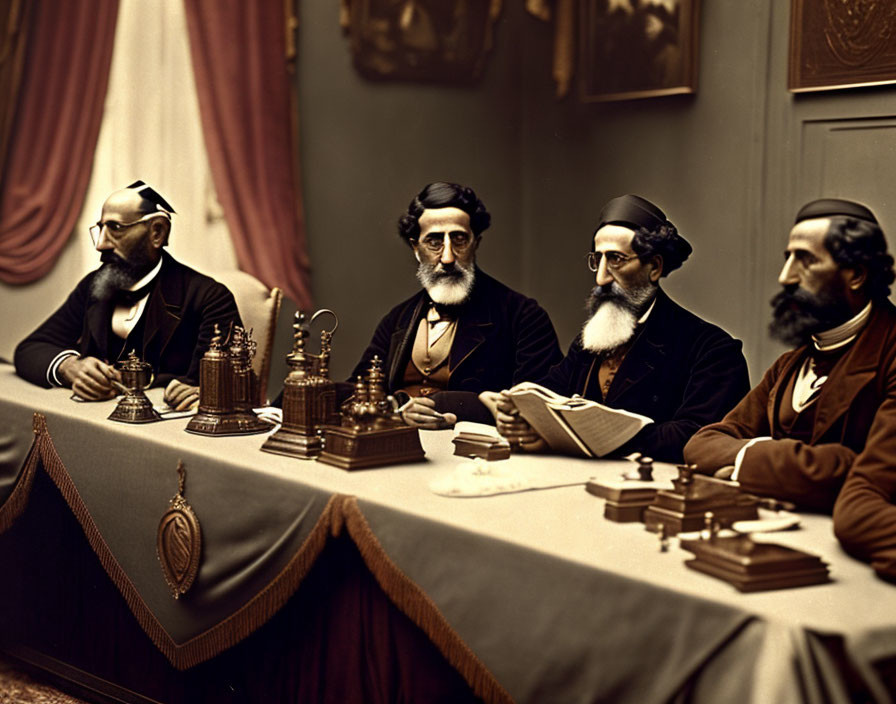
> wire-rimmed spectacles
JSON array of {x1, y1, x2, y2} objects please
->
[
  {"x1": 586, "y1": 250, "x2": 638, "y2": 272},
  {"x1": 89, "y1": 212, "x2": 170, "y2": 246},
  {"x1": 415, "y1": 231, "x2": 475, "y2": 254}
]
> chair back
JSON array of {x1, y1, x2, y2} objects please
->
[{"x1": 214, "y1": 270, "x2": 283, "y2": 406}]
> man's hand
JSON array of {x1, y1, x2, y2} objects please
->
[
  {"x1": 58, "y1": 356, "x2": 120, "y2": 401},
  {"x1": 401, "y1": 396, "x2": 457, "y2": 429},
  {"x1": 479, "y1": 390, "x2": 546, "y2": 452},
  {"x1": 164, "y1": 380, "x2": 200, "y2": 411}
]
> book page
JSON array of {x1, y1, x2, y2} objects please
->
[
  {"x1": 509, "y1": 389, "x2": 592, "y2": 457},
  {"x1": 549, "y1": 401, "x2": 652, "y2": 457}
]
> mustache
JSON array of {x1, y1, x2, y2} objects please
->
[
  {"x1": 768, "y1": 284, "x2": 851, "y2": 346},
  {"x1": 585, "y1": 282, "x2": 654, "y2": 317}
]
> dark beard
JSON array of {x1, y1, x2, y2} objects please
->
[
  {"x1": 585, "y1": 281, "x2": 655, "y2": 317},
  {"x1": 768, "y1": 285, "x2": 853, "y2": 347},
  {"x1": 89, "y1": 250, "x2": 156, "y2": 302}
]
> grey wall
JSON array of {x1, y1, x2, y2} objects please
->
[
  {"x1": 297, "y1": 0, "x2": 896, "y2": 386},
  {"x1": 6, "y1": 0, "x2": 896, "y2": 391}
]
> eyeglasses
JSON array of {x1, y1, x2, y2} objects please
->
[
  {"x1": 586, "y1": 251, "x2": 638, "y2": 272},
  {"x1": 415, "y1": 231, "x2": 475, "y2": 254},
  {"x1": 89, "y1": 212, "x2": 169, "y2": 246}
]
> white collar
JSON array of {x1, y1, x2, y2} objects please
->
[
  {"x1": 811, "y1": 301, "x2": 872, "y2": 352},
  {"x1": 638, "y1": 297, "x2": 657, "y2": 324},
  {"x1": 129, "y1": 257, "x2": 163, "y2": 292}
]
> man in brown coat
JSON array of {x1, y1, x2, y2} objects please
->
[{"x1": 684, "y1": 199, "x2": 896, "y2": 522}]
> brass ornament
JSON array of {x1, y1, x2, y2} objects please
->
[
  {"x1": 108, "y1": 351, "x2": 161, "y2": 424},
  {"x1": 157, "y1": 461, "x2": 202, "y2": 599}
]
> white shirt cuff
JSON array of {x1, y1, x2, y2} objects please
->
[
  {"x1": 47, "y1": 350, "x2": 79, "y2": 387},
  {"x1": 732, "y1": 437, "x2": 772, "y2": 481}
]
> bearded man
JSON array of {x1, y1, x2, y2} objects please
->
[
  {"x1": 685, "y1": 198, "x2": 896, "y2": 519},
  {"x1": 489, "y1": 194, "x2": 749, "y2": 462},
  {"x1": 350, "y1": 182, "x2": 562, "y2": 428},
  {"x1": 14, "y1": 182, "x2": 241, "y2": 410}
]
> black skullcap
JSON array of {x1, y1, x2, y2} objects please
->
[
  {"x1": 598, "y1": 194, "x2": 667, "y2": 232},
  {"x1": 127, "y1": 180, "x2": 176, "y2": 214},
  {"x1": 795, "y1": 198, "x2": 877, "y2": 225}
]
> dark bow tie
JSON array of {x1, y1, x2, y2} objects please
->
[{"x1": 115, "y1": 280, "x2": 156, "y2": 306}]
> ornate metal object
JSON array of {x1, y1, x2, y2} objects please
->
[
  {"x1": 643, "y1": 464, "x2": 759, "y2": 536},
  {"x1": 186, "y1": 324, "x2": 269, "y2": 436},
  {"x1": 318, "y1": 355, "x2": 425, "y2": 470},
  {"x1": 157, "y1": 461, "x2": 201, "y2": 599},
  {"x1": 108, "y1": 351, "x2": 161, "y2": 424},
  {"x1": 262, "y1": 310, "x2": 339, "y2": 459}
]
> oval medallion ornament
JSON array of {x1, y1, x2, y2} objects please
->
[{"x1": 157, "y1": 461, "x2": 202, "y2": 599}]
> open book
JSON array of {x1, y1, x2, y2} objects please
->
[{"x1": 506, "y1": 382, "x2": 653, "y2": 458}]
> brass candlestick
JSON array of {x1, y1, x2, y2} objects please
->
[{"x1": 108, "y1": 351, "x2": 161, "y2": 424}]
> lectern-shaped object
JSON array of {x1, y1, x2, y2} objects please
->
[
  {"x1": 186, "y1": 324, "x2": 268, "y2": 436},
  {"x1": 643, "y1": 464, "x2": 759, "y2": 536},
  {"x1": 261, "y1": 310, "x2": 338, "y2": 459},
  {"x1": 317, "y1": 356, "x2": 425, "y2": 470}
]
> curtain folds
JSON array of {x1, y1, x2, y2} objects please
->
[
  {"x1": 182, "y1": 0, "x2": 312, "y2": 310},
  {"x1": 0, "y1": 0, "x2": 119, "y2": 285}
]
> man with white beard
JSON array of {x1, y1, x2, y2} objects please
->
[
  {"x1": 490, "y1": 194, "x2": 750, "y2": 462},
  {"x1": 350, "y1": 182, "x2": 562, "y2": 428}
]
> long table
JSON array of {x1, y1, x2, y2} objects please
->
[{"x1": 0, "y1": 365, "x2": 894, "y2": 703}]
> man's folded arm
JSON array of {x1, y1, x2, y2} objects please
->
[
  {"x1": 834, "y1": 469, "x2": 896, "y2": 581},
  {"x1": 14, "y1": 278, "x2": 92, "y2": 387}
]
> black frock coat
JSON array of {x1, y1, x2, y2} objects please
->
[
  {"x1": 350, "y1": 269, "x2": 562, "y2": 424},
  {"x1": 14, "y1": 251, "x2": 241, "y2": 389},
  {"x1": 540, "y1": 288, "x2": 750, "y2": 462}
]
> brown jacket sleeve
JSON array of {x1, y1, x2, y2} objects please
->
[
  {"x1": 683, "y1": 351, "x2": 857, "y2": 511},
  {"x1": 833, "y1": 361, "x2": 896, "y2": 579}
]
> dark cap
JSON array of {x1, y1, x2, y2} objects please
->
[
  {"x1": 126, "y1": 180, "x2": 176, "y2": 215},
  {"x1": 795, "y1": 198, "x2": 877, "y2": 225},
  {"x1": 598, "y1": 194, "x2": 667, "y2": 232}
]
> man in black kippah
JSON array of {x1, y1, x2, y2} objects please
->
[
  {"x1": 487, "y1": 194, "x2": 750, "y2": 462},
  {"x1": 14, "y1": 182, "x2": 242, "y2": 410},
  {"x1": 685, "y1": 199, "x2": 896, "y2": 544},
  {"x1": 349, "y1": 181, "x2": 562, "y2": 427}
]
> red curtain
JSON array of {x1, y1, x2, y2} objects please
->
[
  {"x1": 182, "y1": 0, "x2": 312, "y2": 309},
  {"x1": 0, "y1": 0, "x2": 118, "y2": 284}
]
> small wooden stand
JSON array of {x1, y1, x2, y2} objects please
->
[
  {"x1": 643, "y1": 465, "x2": 758, "y2": 535},
  {"x1": 680, "y1": 533, "x2": 830, "y2": 592},
  {"x1": 586, "y1": 457, "x2": 666, "y2": 522},
  {"x1": 317, "y1": 357, "x2": 425, "y2": 471}
]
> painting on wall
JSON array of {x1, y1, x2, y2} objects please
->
[
  {"x1": 789, "y1": 0, "x2": 896, "y2": 92},
  {"x1": 340, "y1": 0, "x2": 503, "y2": 83},
  {"x1": 580, "y1": 0, "x2": 700, "y2": 102}
]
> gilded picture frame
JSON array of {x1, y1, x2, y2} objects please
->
[
  {"x1": 789, "y1": 0, "x2": 896, "y2": 93},
  {"x1": 580, "y1": 0, "x2": 700, "y2": 103}
]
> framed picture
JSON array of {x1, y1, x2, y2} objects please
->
[
  {"x1": 341, "y1": 0, "x2": 502, "y2": 83},
  {"x1": 789, "y1": 0, "x2": 896, "y2": 92},
  {"x1": 580, "y1": 0, "x2": 700, "y2": 103}
]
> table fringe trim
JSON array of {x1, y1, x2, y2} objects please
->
[{"x1": 0, "y1": 413, "x2": 513, "y2": 704}]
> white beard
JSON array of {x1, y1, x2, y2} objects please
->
[
  {"x1": 581, "y1": 300, "x2": 640, "y2": 353},
  {"x1": 416, "y1": 262, "x2": 475, "y2": 305}
]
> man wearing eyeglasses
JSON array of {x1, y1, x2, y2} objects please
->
[
  {"x1": 14, "y1": 181, "x2": 241, "y2": 410},
  {"x1": 686, "y1": 199, "x2": 896, "y2": 523},
  {"x1": 488, "y1": 194, "x2": 750, "y2": 462},
  {"x1": 350, "y1": 181, "x2": 562, "y2": 428}
]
